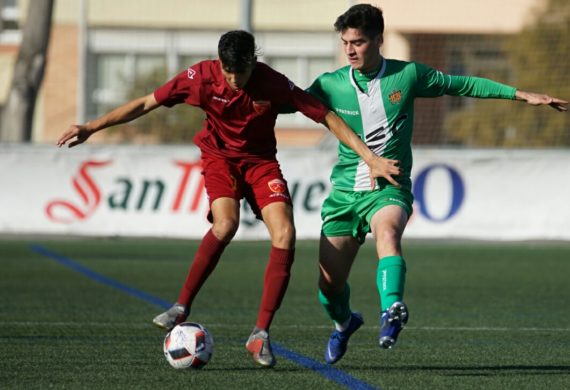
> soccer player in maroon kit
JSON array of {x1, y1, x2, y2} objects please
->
[{"x1": 57, "y1": 30, "x2": 401, "y2": 367}]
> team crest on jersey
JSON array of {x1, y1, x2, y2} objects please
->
[
  {"x1": 253, "y1": 100, "x2": 271, "y2": 115},
  {"x1": 187, "y1": 67, "x2": 196, "y2": 79},
  {"x1": 389, "y1": 90, "x2": 402, "y2": 104},
  {"x1": 267, "y1": 179, "x2": 286, "y2": 193}
]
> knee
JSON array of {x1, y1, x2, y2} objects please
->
[
  {"x1": 212, "y1": 218, "x2": 239, "y2": 243},
  {"x1": 271, "y1": 222, "x2": 296, "y2": 249},
  {"x1": 376, "y1": 227, "x2": 402, "y2": 252}
]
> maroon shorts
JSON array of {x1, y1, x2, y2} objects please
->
[{"x1": 201, "y1": 155, "x2": 292, "y2": 220}]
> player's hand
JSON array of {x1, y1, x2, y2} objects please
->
[
  {"x1": 367, "y1": 156, "x2": 402, "y2": 189},
  {"x1": 516, "y1": 91, "x2": 568, "y2": 112},
  {"x1": 57, "y1": 124, "x2": 94, "y2": 148}
]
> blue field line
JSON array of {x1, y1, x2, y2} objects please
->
[
  {"x1": 30, "y1": 244, "x2": 172, "y2": 310},
  {"x1": 30, "y1": 243, "x2": 380, "y2": 390},
  {"x1": 272, "y1": 343, "x2": 378, "y2": 390}
]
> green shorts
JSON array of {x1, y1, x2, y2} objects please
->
[{"x1": 321, "y1": 185, "x2": 414, "y2": 243}]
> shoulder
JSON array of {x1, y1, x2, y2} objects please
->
[
  {"x1": 383, "y1": 58, "x2": 427, "y2": 81},
  {"x1": 253, "y1": 61, "x2": 296, "y2": 92},
  {"x1": 400, "y1": 60, "x2": 434, "y2": 74},
  {"x1": 167, "y1": 60, "x2": 219, "y2": 88},
  {"x1": 254, "y1": 61, "x2": 288, "y2": 82},
  {"x1": 321, "y1": 65, "x2": 351, "y2": 82},
  {"x1": 187, "y1": 59, "x2": 219, "y2": 80},
  {"x1": 159, "y1": 60, "x2": 217, "y2": 96},
  {"x1": 384, "y1": 58, "x2": 416, "y2": 73},
  {"x1": 313, "y1": 65, "x2": 351, "y2": 89},
  {"x1": 254, "y1": 61, "x2": 280, "y2": 77}
]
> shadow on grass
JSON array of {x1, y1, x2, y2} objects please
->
[{"x1": 336, "y1": 364, "x2": 570, "y2": 376}]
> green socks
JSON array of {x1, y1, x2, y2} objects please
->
[
  {"x1": 377, "y1": 256, "x2": 406, "y2": 311},
  {"x1": 318, "y1": 284, "x2": 351, "y2": 325},
  {"x1": 319, "y1": 256, "x2": 406, "y2": 323}
]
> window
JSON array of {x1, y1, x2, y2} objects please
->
[
  {"x1": 88, "y1": 53, "x2": 166, "y2": 117},
  {"x1": 85, "y1": 29, "x2": 337, "y2": 128},
  {"x1": 0, "y1": 0, "x2": 21, "y2": 44},
  {"x1": 444, "y1": 35, "x2": 509, "y2": 112},
  {"x1": 265, "y1": 56, "x2": 336, "y2": 128}
]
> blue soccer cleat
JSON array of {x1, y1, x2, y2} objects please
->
[
  {"x1": 324, "y1": 312, "x2": 364, "y2": 364},
  {"x1": 379, "y1": 301, "x2": 408, "y2": 349}
]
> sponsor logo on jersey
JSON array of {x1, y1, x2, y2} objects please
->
[
  {"x1": 335, "y1": 107, "x2": 360, "y2": 116},
  {"x1": 253, "y1": 100, "x2": 271, "y2": 114},
  {"x1": 389, "y1": 90, "x2": 402, "y2": 105},
  {"x1": 267, "y1": 179, "x2": 287, "y2": 193},
  {"x1": 187, "y1": 67, "x2": 196, "y2": 79}
]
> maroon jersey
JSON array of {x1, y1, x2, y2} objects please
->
[{"x1": 154, "y1": 60, "x2": 329, "y2": 159}]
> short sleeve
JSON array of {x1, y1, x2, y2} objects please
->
[
  {"x1": 268, "y1": 68, "x2": 328, "y2": 123},
  {"x1": 153, "y1": 65, "x2": 202, "y2": 107},
  {"x1": 287, "y1": 82, "x2": 329, "y2": 123}
]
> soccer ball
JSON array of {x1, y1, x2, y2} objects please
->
[{"x1": 163, "y1": 322, "x2": 214, "y2": 369}]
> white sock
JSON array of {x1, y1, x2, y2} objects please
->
[{"x1": 334, "y1": 316, "x2": 352, "y2": 332}]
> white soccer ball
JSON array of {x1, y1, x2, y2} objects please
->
[{"x1": 163, "y1": 322, "x2": 214, "y2": 369}]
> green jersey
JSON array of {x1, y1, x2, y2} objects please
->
[{"x1": 308, "y1": 58, "x2": 516, "y2": 191}]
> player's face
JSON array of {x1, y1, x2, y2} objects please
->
[
  {"x1": 220, "y1": 63, "x2": 254, "y2": 91},
  {"x1": 340, "y1": 28, "x2": 383, "y2": 73}
]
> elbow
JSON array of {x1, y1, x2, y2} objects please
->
[{"x1": 142, "y1": 93, "x2": 159, "y2": 112}]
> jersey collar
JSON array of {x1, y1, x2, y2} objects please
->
[{"x1": 349, "y1": 57, "x2": 387, "y2": 95}]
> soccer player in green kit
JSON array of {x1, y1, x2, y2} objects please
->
[{"x1": 308, "y1": 4, "x2": 568, "y2": 364}]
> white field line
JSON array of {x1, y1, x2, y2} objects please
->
[{"x1": 2, "y1": 322, "x2": 569, "y2": 333}]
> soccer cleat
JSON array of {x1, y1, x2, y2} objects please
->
[
  {"x1": 245, "y1": 330, "x2": 276, "y2": 368},
  {"x1": 324, "y1": 312, "x2": 364, "y2": 364},
  {"x1": 379, "y1": 301, "x2": 409, "y2": 349},
  {"x1": 152, "y1": 303, "x2": 189, "y2": 331}
]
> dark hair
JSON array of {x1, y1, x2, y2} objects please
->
[
  {"x1": 218, "y1": 30, "x2": 257, "y2": 73},
  {"x1": 334, "y1": 4, "x2": 384, "y2": 39}
]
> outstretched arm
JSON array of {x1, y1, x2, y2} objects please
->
[
  {"x1": 515, "y1": 90, "x2": 568, "y2": 112},
  {"x1": 321, "y1": 111, "x2": 402, "y2": 188},
  {"x1": 57, "y1": 93, "x2": 160, "y2": 148},
  {"x1": 415, "y1": 63, "x2": 568, "y2": 113}
]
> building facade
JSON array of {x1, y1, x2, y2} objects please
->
[{"x1": 0, "y1": 0, "x2": 544, "y2": 145}]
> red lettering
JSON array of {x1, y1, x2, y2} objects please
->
[
  {"x1": 46, "y1": 160, "x2": 111, "y2": 223},
  {"x1": 172, "y1": 161, "x2": 205, "y2": 212}
]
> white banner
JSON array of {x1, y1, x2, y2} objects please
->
[{"x1": 1, "y1": 145, "x2": 569, "y2": 240}]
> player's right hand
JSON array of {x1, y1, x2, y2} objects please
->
[{"x1": 57, "y1": 125, "x2": 93, "y2": 148}]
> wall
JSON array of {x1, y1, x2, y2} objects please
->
[{"x1": 2, "y1": 145, "x2": 568, "y2": 241}]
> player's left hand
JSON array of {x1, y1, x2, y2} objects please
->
[
  {"x1": 516, "y1": 91, "x2": 568, "y2": 112},
  {"x1": 367, "y1": 156, "x2": 402, "y2": 189}
]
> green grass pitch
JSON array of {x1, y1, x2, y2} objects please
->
[{"x1": 1, "y1": 238, "x2": 569, "y2": 389}]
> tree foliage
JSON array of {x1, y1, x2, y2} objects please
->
[
  {"x1": 108, "y1": 68, "x2": 205, "y2": 144},
  {"x1": 444, "y1": 0, "x2": 570, "y2": 147}
]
